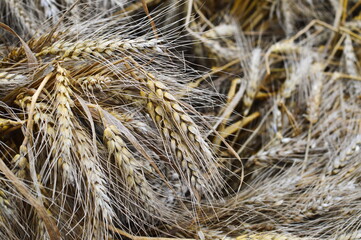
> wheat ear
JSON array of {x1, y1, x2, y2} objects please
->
[
  {"x1": 123, "y1": 60, "x2": 216, "y2": 167},
  {"x1": 236, "y1": 233, "x2": 306, "y2": 240},
  {"x1": 134, "y1": 70, "x2": 217, "y2": 196},
  {"x1": 103, "y1": 123, "x2": 157, "y2": 213},
  {"x1": 0, "y1": 72, "x2": 27, "y2": 98},
  {"x1": 6, "y1": 0, "x2": 39, "y2": 36},
  {"x1": 37, "y1": 38, "x2": 164, "y2": 60},
  {"x1": 330, "y1": 135, "x2": 361, "y2": 175},
  {"x1": 3, "y1": 32, "x2": 63, "y2": 63},
  {"x1": 54, "y1": 64, "x2": 77, "y2": 184},
  {"x1": 306, "y1": 63, "x2": 324, "y2": 124},
  {"x1": 343, "y1": 34, "x2": 359, "y2": 77},
  {"x1": 242, "y1": 48, "x2": 262, "y2": 115},
  {"x1": 0, "y1": 188, "x2": 14, "y2": 218},
  {"x1": 281, "y1": 55, "x2": 313, "y2": 99},
  {"x1": 74, "y1": 125, "x2": 113, "y2": 221}
]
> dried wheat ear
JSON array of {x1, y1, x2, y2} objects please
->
[{"x1": 0, "y1": 9, "x2": 224, "y2": 239}]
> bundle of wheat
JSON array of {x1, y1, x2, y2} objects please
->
[
  {"x1": 0, "y1": 2, "x2": 228, "y2": 239},
  {"x1": 2, "y1": 0, "x2": 361, "y2": 240}
]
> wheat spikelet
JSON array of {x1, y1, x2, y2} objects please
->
[
  {"x1": 76, "y1": 74, "x2": 111, "y2": 94},
  {"x1": 329, "y1": 134, "x2": 361, "y2": 175},
  {"x1": 0, "y1": 117, "x2": 23, "y2": 132},
  {"x1": 11, "y1": 143, "x2": 28, "y2": 179}
]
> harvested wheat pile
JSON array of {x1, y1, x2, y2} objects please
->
[{"x1": 0, "y1": 0, "x2": 361, "y2": 239}]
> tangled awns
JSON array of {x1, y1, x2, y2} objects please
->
[{"x1": 2, "y1": 0, "x2": 361, "y2": 239}]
